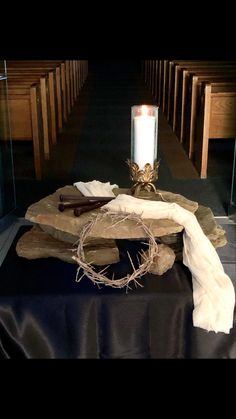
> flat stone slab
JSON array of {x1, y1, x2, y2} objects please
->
[
  {"x1": 18, "y1": 191, "x2": 227, "y2": 265},
  {"x1": 25, "y1": 186, "x2": 199, "y2": 242},
  {"x1": 16, "y1": 225, "x2": 120, "y2": 265}
]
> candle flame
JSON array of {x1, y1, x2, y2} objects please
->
[{"x1": 141, "y1": 105, "x2": 149, "y2": 116}]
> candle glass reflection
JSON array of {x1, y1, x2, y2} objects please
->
[{"x1": 128, "y1": 104, "x2": 159, "y2": 196}]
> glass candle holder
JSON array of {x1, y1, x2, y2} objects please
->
[
  {"x1": 131, "y1": 104, "x2": 158, "y2": 169},
  {"x1": 128, "y1": 105, "x2": 159, "y2": 196}
]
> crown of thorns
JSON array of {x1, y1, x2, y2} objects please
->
[{"x1": 72, "y1": 212, "x2": 160, "y2": 290}]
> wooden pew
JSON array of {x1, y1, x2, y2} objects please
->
[
  {"x1": 7, "y1": 60, "x2": 73, "y2": 124},
  {"x1": 181, "y1": 71, "x2": 236, "y2": 158},
  {"x1": 167, "y1": 61, "x2": 236, "y2": 126},
  {"x1": 7, "y1": 62, "x2": 65, "y2": 128},
  {"x1": 153, "y1": 59, "x2": 165, "y2": 109},
  {"x1": 172, "y1": 63, "x2": 236, "y2": 131},
  {"x1": 8, "y1": 73, "x2": 57, "y2": 147},
  {"x1": 173, "y1": 65, "x2": 236, "y2": 143},
  {"x1": 157, "y1": 60, "x2": 164, "y2": 106},
  {"x1": 78, "y1": 60, "x2": 88, "y2": 90},
  {"x1": 65, "y1": 61, "x2": 72, "y2": 114},
  {"x1": 8, "y1": 67, "x2": 63, "y2": 132},
  {"x1": 3, "y1": 61, "x2": 87, "y2": 180},
  {"x1": 7, "y1": 60, "x2": 86, "y2": 139},
  {"x1": 153, "y1": 60, "x2": 159, "y2": 101},
  {"x1": 150, "y1": 60, "x2": 156, "y2": 97},
  {"x1": 7, "y1": 77, "x2": 52, "y2": 158},
  {"x1": 162, "y1": 60, "x2": 170, "y2": 114},
  {"x1": 0, "y1": 83, "x2": 44, "y2": 179},
  {"x1": 194, "y1": 82, "x2": 236, "y2": 178},
  {"x1": 7, "y1": 60, "x2": 86, "y2": 116},
  {"x1": 144, "y1": 60, "x2": 160, "y2": 103},
  {"x1": 144, "y1": 60, "x2": 150, "y2": 85}
]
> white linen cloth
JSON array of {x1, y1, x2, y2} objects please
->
[
  {"x1": 74, "y1": 180, "x2": 118, "y2": 197},
  {"x1": 102, "y1": 194, "x2": 235, "y2": 334}
]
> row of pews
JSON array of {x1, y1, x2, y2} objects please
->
[
  {"x1": 5, "y1": 60, "x2": 88, "y2": 180},
  {"x1": 142, "y1": 60, "x2": 236, "y2": 178}
]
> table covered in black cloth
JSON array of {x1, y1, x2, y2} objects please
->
[{"x1": 0, "y1": 227, "x2": 235, "y2": 359}]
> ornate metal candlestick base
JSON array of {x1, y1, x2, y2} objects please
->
[{"x1": 127, "y1": 159, "x2": 160, "y2": 197}]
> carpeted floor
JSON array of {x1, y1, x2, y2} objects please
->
[{"x1": 12, "y1": 60, "x2": 235, "y2": 217}]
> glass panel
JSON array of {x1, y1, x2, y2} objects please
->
[
  {"x1": 230, "y1": 139, "x2": 236, "y2": 210},
  {"x1": 0, "y1": 61, "x2": 16, "y2": 218}
]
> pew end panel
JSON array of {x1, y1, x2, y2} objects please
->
[
  {"x1": 6, "y1": 85, "x2": 45, "y2": 180},
  {"x1": 194, "y1": 83, "x2": 236, "y2": 178}
]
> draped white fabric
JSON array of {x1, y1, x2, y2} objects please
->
[
  {"x1": 74, "y1": 180, "x2": 118, "y2": 197},
  {"x1": 102, "y1": 194, "x2": 235, "y2": 334}
]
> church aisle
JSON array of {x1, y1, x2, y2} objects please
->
[{"x1": 13, "y1": 60, "x2": 234, "y2": 216}]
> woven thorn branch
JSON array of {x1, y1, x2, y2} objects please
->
[{"x1": 72, "y1": 212, "x2": 160, "y2": 290}]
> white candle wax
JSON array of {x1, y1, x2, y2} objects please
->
[{"x1": 133, "y1": 114, "x2": 156, "y2": 169}]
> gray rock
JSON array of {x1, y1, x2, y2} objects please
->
[{"x1": 142, "y1": 244, "x2": 176, "y2": 275}]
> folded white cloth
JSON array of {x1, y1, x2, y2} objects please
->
[
  {"x1": 103, "y1": 194, "x2": 235, "y2": 334},
  {"x1": 74, "y1": 180, "x2": 119, "y2": 197}
]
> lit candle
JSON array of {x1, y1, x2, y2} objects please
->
[{"x1": 133, "y1": 105, "x2": 157, "y2": 169}]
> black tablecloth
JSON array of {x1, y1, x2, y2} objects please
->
[{"x1": 0, "y1": 227, "x2": 235, "y2": 359}]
